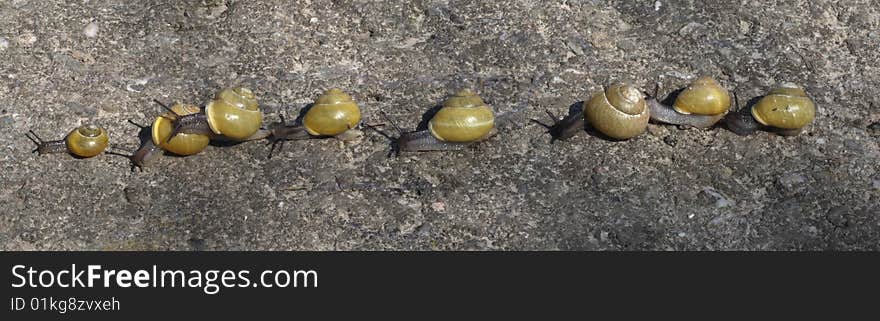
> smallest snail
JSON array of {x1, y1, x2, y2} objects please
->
[
  {"x1": 26, "y1": 124, "x2": 110, "y2": 158},
  {"x1": 722, "y1": 82, "x2": 816, "y2": 136},
  {"x1": 646, "y1": 76, "x2": 731, "y2": 128},
  {"x1": 370, "y1": 89, "x2": 496, "y2": 154}
]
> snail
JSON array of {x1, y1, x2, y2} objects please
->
[
  {"x1": 261, "y1": 88, "x2": 363, "y2": 158},
  {"x1": 109, "y1": 101, "x2": 213, "y2": 171},
  {"x1": 26, "y1": 124, "x2": 109, "y2": 158},
  {"x1": 722, "y1": 82, "x2": 816, "y2": 136},
  {"x1": 163, "y1": 87, "x2": 265, "y2": 143},
  {"x1": 369, "y1": 89, "x2": 496, "y2": 154},
  {"x1": 645, "y1": 76, "x2": 731, "y2": 128},
  {"x1": 537, "y1": 83, "x2": 648, "y2": 141},
  {"x1": 152, "y1": 102, "x2": 211, "y2": 156}
]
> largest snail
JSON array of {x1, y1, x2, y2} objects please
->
[
  {"x1": 540, "y1": 83, "x2": 649, "y2": 140},
  {"x1": 27, "y1": 124, "x2": 110, "y2": 158},
  {"x1": 645, "y1": 76, "x2": 732, "y2": 128},
  {"x1": 371, "y1": 89, "x2": 496, "y2": 153},
  {"x1": 723, "y1": 82, "x2": 816, "y2": 136}
]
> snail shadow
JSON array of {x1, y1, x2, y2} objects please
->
[
  {"x1": 657, "y1": 87, "x2": 685, "y2": 106},
  {"x1": 415, "y1": 104, "x2": 444, "y2": 131},
  {"x1": 567, "y1": 101, "x2": 617, "y2": 140},
  {"x1": 719, "y1": 94, "x2": 763, "y2": 134},
  {"x1": 293, "y1": 103, "x2": 313, "y2": 125}
]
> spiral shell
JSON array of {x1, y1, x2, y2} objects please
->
[
  {"x1": 672, "y1": 76, "x2": 731, "y2": 116},
  {"x1": 152, "y1": 103, "x2": 210, "y2": 156},
  {"x1": 303, "y1": 88, "x2": 361, "y2": 136},
  {"x1": 65, "y1": 124, "x2": 109, "y2": 157},
  {"x1": 751, "y1": 83, "x2": 816, "y2": 130},
  {"x1": 584, "y1": 83, "x2": 649, "y2": 140},
  {"x1": 205, "y1": 87, "x2": 263, "y2": 140},
  {"x1": 428, "y1": 89, "x2": 495, "y2": 143}
]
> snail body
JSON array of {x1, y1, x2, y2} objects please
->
[
  {"x1": 396, "y1": 89, "x2": 496, "y2": 152},
  {"x1": 27, "y1": 124, "x2": 109, "y2": 158},
  {"x1": 723, "y1": 82, "x2": 816, "y2": 136},
  {"x1": 647, "y1": 76, "x2": 731, "y2": 128},
  {"x1": 584, "y1": 83, "x2": 649, "y2": 140}
]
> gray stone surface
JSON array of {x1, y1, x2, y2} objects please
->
[{"x1": 1, "y1": 0, "x2": 878, "y2": 250}]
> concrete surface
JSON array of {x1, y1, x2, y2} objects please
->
[{"x1": 1, "y1": 0, "x2": 878, "y2": 250}]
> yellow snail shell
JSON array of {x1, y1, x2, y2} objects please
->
[
  {"x1": 584, "y1": 83, "x2": 649, "y2": 140},
  {"x1": 428, "y1": 89, "x2": 495, "y2": 143},
  {"x1": 672, "y1": 76, "x2": 731, "y2": 116},
  {"x1": 205, "y1": 87, "x2": 263, "y2": 140},
  {"x1": 751, "y1": 82, "x2": 816, "y2": 130},
  {"x1": 66, "y1": 124, "x2": 109, "y2": 157},
  {"x1": 303, "y1": 88, "x2": 362, "y2": 136}
]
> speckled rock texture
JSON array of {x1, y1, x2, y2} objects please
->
[{"x1": 1, "y1": 0, "x2": 878, "y2": 250}]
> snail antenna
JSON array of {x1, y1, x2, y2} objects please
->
[
  {"x1": 104, "y1": 144, "x2": 141, "y2": 173},
  {"x1": 105, "y1": 145, "x2": 134, "y2": 159},
  {"x1": 363, "y1": 123, "x2": 393, "y2": 141},
  {"x1": 25, "y1": 130, "x2": 44, "y2": 153},
  {"x1": 363, "y1": 111, "x2": 404, "y2": 157},
  {"x1": 152, "y1": 100, "x2": 189, "y2": 144},
  {"x1": 529, "y1": 110, "x2": 558, "y2": 130},
  {"x1": 732, "y1": 91, "x2": 741, "y2": 111},
  {"x1": 127, "y1": 119, "x2": 149, "y2": 129},
  {"x1": 265, "y1": 138, "x2": 285, "y2": 160},
  {"x1": 545, "y1": 109, "x2": 559, "y2": 122},
  {"x1": 153, "y1": 99, "x2": 178, "y2": 117},
  {"x1": 379, "y1": 110, "x2": 404, "y2": 136}
]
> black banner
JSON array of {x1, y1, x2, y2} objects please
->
[{"x1": 1, "y1": 252, "x2": 878, "y2": 318}]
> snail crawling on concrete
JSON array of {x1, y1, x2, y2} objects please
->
[
  {"x1": 537, "y1": 83, "x2": 649, "y2": 141},
  {"x1": 369, "y1": 88, "x2": 497, "y2": 155},
  {"x1": 262, "y1": 88, "x2": 363, "y2": 158},
  {"x1": 27, "y1": 124, "x2": 110, "y2": 158},
  {"x1": 645, "y1": 76, "x2": 732, "y2": 129},
  {"x1": 722, "y1": 82, "x2": 816, "y2": 136}
]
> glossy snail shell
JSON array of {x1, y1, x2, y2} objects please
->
[
  {"x1": 205, "y1": 87, "x2": 263, "y2": 140},
  {"x1": 584, "y1": 83, "x2": 649, "y2": 140},
  {"x1": 66, "y1": 124, "x2": 109, "y2": 157},
  {"x1": 303, "y1": 88, "x2": 362, "y2": 136},
  {"x1": 751, "y1": 83, "x2": 816, "y2": 130},
  {"x1": 152, "y1": 103, "x2": 210, "y2": 156},
  {"x1": 672, "y1": 76, "x2": 731, "y2": 116},
  {"x1": 428, "y1": 89, "x2": 495, "y2": 143}
]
